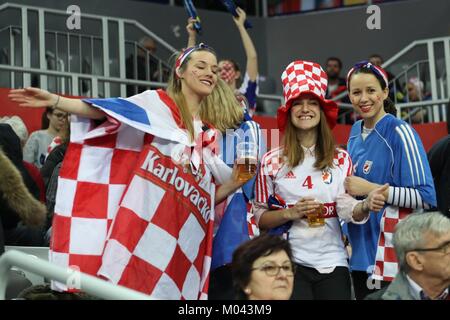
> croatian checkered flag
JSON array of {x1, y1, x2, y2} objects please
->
[{"x1": 50, "y1": 90, "x2": 216, "y2": 299}]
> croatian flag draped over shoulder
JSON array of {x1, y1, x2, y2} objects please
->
[{"x1": 50, "y1": 89, "x2": 216, "y2": 300}]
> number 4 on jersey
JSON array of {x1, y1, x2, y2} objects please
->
[{"x1": 302, "y1": 176, "x2": 313, "y2": 189}]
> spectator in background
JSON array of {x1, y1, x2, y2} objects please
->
[
  {"x1": 1, "y1": 116, "x2": 45, "y2": 202},
  {"x1": 427, "y1": 135, "x2": 450, "y2": 218},
  {"x1": 188, "y1": 7, "x2": 259, "y2": 116},
  {"x1": 0, "y1": 116, "x2": 28, "y2": 148},
  {"x1": 366, "y1": 211, "x2": 450, "y2": 300},
  {"x1": 403, "y1": 77, "x2": 430, "y2": 123},
  {"x1": 0, "y1": 124, "x2": 47, "y2": 246},
  {"x1": 325, "y1": 57, "x2": 352, "y2": 123},
  {"x1": 126, "y1": 37, "x2": 158, "y2": 96},
  {"x1": 325, "y1": 57, "x2": 346, "y2": 100},
  {"x1": 231, "y1": 233, "x2": 295, "y2": 300},
  {"x1": 369, "y1": 54, "x2": 403, "y2": 102},
  {"x1": 23, "y1": 107, "x2": 67, "y2": 169}
]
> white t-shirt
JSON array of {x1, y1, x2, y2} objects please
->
[{"x1": 254, "y1": 146, "x2": 354, "y2": 269}]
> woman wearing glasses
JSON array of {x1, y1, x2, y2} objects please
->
[
  {"x1": 254, "y1": 60, "x2": 386, "y2": 300},
  {"x1": 23, "y1": 107, "x2": 68, "y2": 168},
  {"x1": 232, "y1": 233, "x2": 295, "y2": 300},
  {"x1": 343, "y1": 61, "x2": 436, "y2": 299}
]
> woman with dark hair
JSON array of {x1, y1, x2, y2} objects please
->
[
  {"x1": 231, "y1": 233, "x2": 294, "y2": 300},
  {"x1": 344, "y1": 61, "x2": 437, "y2": 299},
  {"x1": 23, "y1": 106, "x2": 68, "y2": 168},
  {"x1": 254, "y1": 60, "x2": 386, "y2": 300}
]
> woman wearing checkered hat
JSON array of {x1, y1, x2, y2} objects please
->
[
  {"x1": 343, "y1": 61, "x2": 436, "y2": 299},
  {"x1": 253, "y1": 60, "x2": 386, "y2": 300},
  {"x1": 8, "y1": 44, "x2": 254, "y2": 299}
]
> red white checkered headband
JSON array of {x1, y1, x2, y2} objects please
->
[{"x1": 281, "y1": 60, "x2": 329, "y2": 108}]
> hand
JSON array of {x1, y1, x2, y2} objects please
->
[
  {"x1": 285, "y1": 197, "x2": 320, "y2": 220},
  {"x1": 230, "y1": 161, "x2": 255, "y2": 186},
  {"x1": 365, "y1": 183, "x2": 389, "y2": 212},
  {"x1": 186, "y1": 17, "x2": 197, "y2": 38},
  {"x1": 9, "y1": 87, "x2": 57, "y2": 108},
  {"x1": 233, "y1": 7, "x2": 247, "y2": 28},
  {"x1": 344, "y1": 176, "x2": 377, "y2": 197}
]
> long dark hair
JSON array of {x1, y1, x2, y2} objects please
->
[{"x1": 348, "y1": 67, "x2": 397, "y2": 116}]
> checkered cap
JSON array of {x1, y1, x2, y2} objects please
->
[{"x1": 277, "y1": 60, "x2": 338, "y2": 131}]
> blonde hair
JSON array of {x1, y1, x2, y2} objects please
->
[
  {"x1": 200, "y1": 78, "x2": 244, "y2": 133},
  {"x1": 166, "y1": 47, "x2": 217, "y2": 141},
  {"x1": 283, "y1": 109, "x2": 335, "y2": 170}
]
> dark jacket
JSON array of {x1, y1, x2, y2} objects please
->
[
  {"x1": 427, "y1": 135, "x2": 450, "y2": 217},
  {"x1": 365, "y1": 271, "x2": 450, "y2": 300},
  {"x1": 0, "y1": 124, "x2": 46, "y2": 230},
  {"x1": 40, "y1": 142, "x2": 67, "y2": 190}
]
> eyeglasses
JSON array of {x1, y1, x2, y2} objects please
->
[
  {"x1": 53, "y1": 112, "x2": 67, "y2": 119},
  {"x1": 252, "y1": 262, "x2": 296, "y2": 277},
  {"x1": 410, "y1": 240, "x2": 450, "y2": 255}
]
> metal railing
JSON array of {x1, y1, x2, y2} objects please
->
[
  {"x1": 332, "y1": 36, "x2": 450, "y2": 124},
  {"x1": 0, "y1": 250, "x2": 152, "y2": 300},
  {"x1": 0, "y1": 2, "x2": 177, "y2": 96}
]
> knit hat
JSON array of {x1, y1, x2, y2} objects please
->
[
  {"x1": 0, "y1": 116, "x2": 28, "y2": 146},
  {"x1": 277, "y1": 60, "x2": 338, "y2": 131}
]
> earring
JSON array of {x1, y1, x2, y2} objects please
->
[{"x1": 244, "y1": 288, "x2": 251, "y2": 295}]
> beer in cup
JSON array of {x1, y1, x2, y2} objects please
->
[
  {"x1": 236, "y1": 141, "x2": 258, "y2": 182},
  {"x1": 306, "y1": 202, "x2": 325, "y2": 227}
]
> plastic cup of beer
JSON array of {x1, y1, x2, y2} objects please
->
[
  {"x1": 306, "y1": 203, "x2": 325, "y2": 227},
  {"x1": 236, "y1": 141, "x2": 258, "y2": 182}
]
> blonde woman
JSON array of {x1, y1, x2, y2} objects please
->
[
  {"x1": 200, "y1": 77, "x2": 263, "y2": 299},
  {"x1": 9, "y1": 44, "x2": 251, "y2": 299}
]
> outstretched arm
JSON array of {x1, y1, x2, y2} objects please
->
[
  {"x1": 186, "y1": 18, "x2": 197, "y2": 48},
  {"x1": 8, "y1": 87, "x2": 105, "y2": 120},
  {"x1": 233, "y1": 7, "x2": 258, "y2": 82}
]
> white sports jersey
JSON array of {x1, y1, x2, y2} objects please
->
[{"x1": 255, "y1": 145, "x2": 353, "y2": 269}]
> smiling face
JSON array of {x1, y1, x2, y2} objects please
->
[
  {"x1": 348, "y1": 72, "x2": 389, "y2": 128},
  {"x1": 179, "y1": 50, "x2": 218, "y2": 99},
  {"x1": 246, "y1": 250, "x2": 294, "y2": 300},
  {"x1": 289, "y1": 94, "x2": 321, "y2": 132}
]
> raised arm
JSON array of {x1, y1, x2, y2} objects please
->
[
  {"x1": 186, "y1": 18, "x2": 197, "y2": 48},
  {"x1": 233, "y1": 7, "x2": 258, "y2": 82},
  {"x1": 8, "y1": 87, "x2": 105, "y2": 120}
]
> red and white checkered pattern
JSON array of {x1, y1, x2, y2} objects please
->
[
  {"x1": 256, "y1": 147, "x2": 284, "y2": 204},
  {"x1": 334, "y1": 148, "x2": 353, "y2": 176},
  {"x1": 98, "y1": 144, "x2": 215, "y2": 299},
  {"x1": 277, "y1": 60, "x2": 338, "y2": 131},
  {"x1": 50, "y1": 97, "x2": 217, "y2": 299},
  {"x1": 247, "y1": 202, "x2": 259, "y2": 238},
  {"x1": 281, "y1": 60, "x2": 328, "y2": 107},
  {"x1": 372, "y1": 206, "x2": 412, "y2": 282},
  {"x1": 50, "y1": 116, "x2": 144, "y2": 292},
  {"x1": 219, "y1": 61, "x2": 237, "y2": 84}
]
